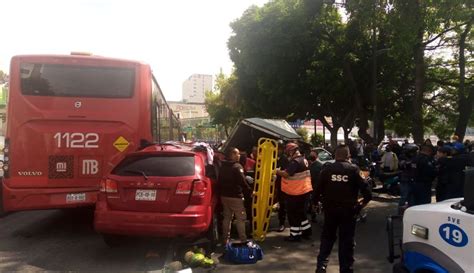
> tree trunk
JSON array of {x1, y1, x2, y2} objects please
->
[
  {"x1": 411, "y1": 1, "x2": 425, "y2": 145},
  {"x1": 224, "y1": 125, "x2": 229, "y2": 138},
  {"x1": 330, "y1": 127, "x2": 339, "y2": 148},
  {"x1": 318, "y1": 116, "x2": 340, "y2": 148},
  {"x1": 454, "y1": 20, "x2": 473, "y2": 141},
  {"x1": 342, "y1": 61, "x2": 374, "y2": 144},
  {"x1": 375, "y1": 104, "x2": 385, "y2": 144},
  {"x1": 455, "y1": 92, "x2": 474, "y2": 141},
  {"x1": 343, "y1": 127, "x2": 351, "y2": 143},
  {"x1": 371, "y1": 10, "x2": 379, "y2": 143},
  {"x1": 356, "y1": 117, "x2": 374, "y2": 144},
  {"x1": 412, "y1": 45, "x2": 425, "y2": 144}
]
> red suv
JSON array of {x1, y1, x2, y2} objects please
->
[{"x1": 94, "y1": 144, "x2": 219, "y2": 247}]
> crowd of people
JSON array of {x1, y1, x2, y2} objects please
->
[
  {"x1": 215, "y1": 135, "x2": 473, "y2": 273},
  {"x1": 344, "y1": 135, "x2": 473, "y2": 212}
]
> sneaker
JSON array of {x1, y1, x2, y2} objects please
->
[
  {"x1": 277, "y1": 225, "x2": 286, "y2": 232},
  {"x1": 315, "y1": 266, "x2": 327, "y2": 273},
  {"x1": 284, "y1": 236, "x2": 301, "y2": 242}
]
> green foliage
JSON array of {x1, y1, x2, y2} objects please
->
[
  {"x1": 310, "y1": 133, "x2": 324, "y2": 147},
  {"x1": 205, "y1": 72, "x2": 242, "y2": 136},
  {"x1": 295, "y1": 127, "x2": 309, "y2": 142},
  {"x1": 228, "y1": 0, "x2": 317, "y2": 118},
  {"x1": 227, "y1": 0, "x2": 473, "y2": 142},
  {"x1": 0, "y1": 70, "x2": 7, "y2": 84}
]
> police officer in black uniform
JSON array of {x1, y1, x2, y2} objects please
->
[
  {"x1": 313, "y1": 145, "x2": 372, "y2": 273},
  {"x1": 412, "y1": 145, "x2": 437, "y2": 205}
]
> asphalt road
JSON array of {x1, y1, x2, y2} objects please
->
[{"x1": 0, "y1": 195, "x2": 399, "y2": 273}]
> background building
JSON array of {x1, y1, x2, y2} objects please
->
[
  {"x1": 182, "y1": 74, "x2": 212, "y2": 103},
  {"x1": 168, "y1": 101, "x2": 209, "y2": 122}
]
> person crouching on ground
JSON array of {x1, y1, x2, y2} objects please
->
[
  {"x1": 218, "y1": 147, "x2": 253, "y2": 244},
  {"x1": 276, "y1": 142, "x2": 313, "y2": 242}
]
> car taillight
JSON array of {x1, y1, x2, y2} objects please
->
[
  {"x1": 190, "y1": 180, "x2": 207, "y2": 204},
  {"x1": 176, "y1": 181, "x2": 192, "y2": 195},
  {"x1": 3, "y1": 138, "x2": 9, "y2": 178},
  {"x1": 192, "y1": 180, "x2": 206, "y2": 197},
  {"x1": 100, "y1": 178, "x2": 118, "y2": 193}
]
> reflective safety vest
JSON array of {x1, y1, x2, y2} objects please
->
[{"x1": 281, "y1": 170, "x2": 313, "y2": 196}]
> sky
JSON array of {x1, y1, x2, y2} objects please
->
[{"x1": 0, "y1": 0, "x2": 269, "y2": 101}]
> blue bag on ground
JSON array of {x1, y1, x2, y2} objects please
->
[{"x1": 224, "y1": 241, "x2": 264, "y2": 264}]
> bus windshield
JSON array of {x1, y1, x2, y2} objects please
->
[{"x1": 20, "y1": 63, "x2": 135, "y2": 98}]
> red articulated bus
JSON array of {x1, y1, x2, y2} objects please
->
[{"x1": 1, "y1": 54, "x2": 181, "y2": 213}]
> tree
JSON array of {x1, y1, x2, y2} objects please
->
[
  {"x1": 0, "y1": 70, "x2": 7, "y2": 84},
  {"x1": 454, "y1": 17, "x2": 473, "y2": 140},
  {"x1": 227, "y1": 0, "x2": 473, "y2": 147},
  {"x1": 296, "y1": 127, "x2": 309, "y2": 143},
  {"x1": 310, "y1": 133, "x2": 324, "y2": 147},
  {"x1": 387, "y1": 0, "x2": 473, "y2": 143},
  {"x1": 205, "y1": 72, "x2": 241, "y2": 137},
  {"x1": 229, "y1": 1, "x2": 364, "y2": 147},
  {"x1": 228, "y1": 1, "x2": 318, "y2": 119}
]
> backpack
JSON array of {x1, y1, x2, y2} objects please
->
[{"x1": 223, "y1": 241, "x2": 264, "y2": 264}]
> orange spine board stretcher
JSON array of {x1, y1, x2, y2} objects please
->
[{"x1": 252, "y1": 138, "x2": 278, "y2": 241}]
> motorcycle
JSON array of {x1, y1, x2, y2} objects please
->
[{"x1": 379, "y1": 170, "x2": 401, "y2": 196}]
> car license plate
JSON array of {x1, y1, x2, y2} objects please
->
[
  {"x1": 66, "y1": 193, "x2": 86, "y2": 202},
  {"x1": 135, "y1": 189, "x2": 157, "y2": 201}
]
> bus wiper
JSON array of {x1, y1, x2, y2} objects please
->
[{"x1": 123, "y1": 169, "x2": 149, "y2": 180}]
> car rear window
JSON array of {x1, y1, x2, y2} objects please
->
[
  {"x1": 20, "y1": 63, "x2": 134, "y2": 98},
  {"x1": 112, "y1": 155, "x2": 195, "y2": 177}
]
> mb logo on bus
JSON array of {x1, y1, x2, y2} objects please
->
[{"x1": 82, "y1": 160, "x2": 99, "y2": 175}]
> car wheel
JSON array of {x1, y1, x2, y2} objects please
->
[
  {"x1": 102, "y1": 234, "x2": 123, "y2": 248},
  {"x1": 206, "y1": 214, "x2": 220, "y2": 252}
]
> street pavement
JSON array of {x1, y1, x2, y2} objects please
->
[{"x1": 0, "y1": 195, "x2": 399, "y2": 273}]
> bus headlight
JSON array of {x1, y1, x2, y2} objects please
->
[{"x1": 411, "y1": 224, "x2": 429, "y2": 239}]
